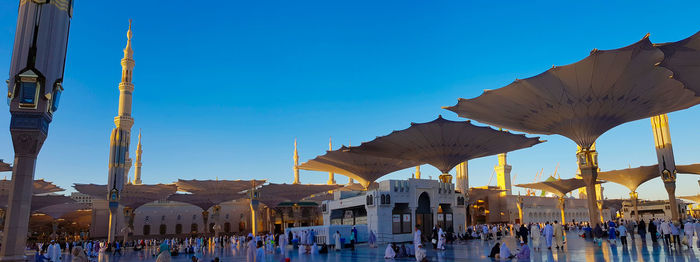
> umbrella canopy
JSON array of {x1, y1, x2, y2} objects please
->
[
  {"x1": 299, "y1": 147, "x2": 419, "y2": 189},
  {"x1": 596, "y1": 165, "x2": 660, "y2": 192},
  {"x1": 445, "y1": 36, "x2": 700, "y2": 149},
  {"x1": 0, "y1": 161, "x2": 10, "y2": 172},
  {"x1": 516, "y1": 178, "x2": 603, "y2": 198},
  {"x1": 35, "y1": 202, "x2": 88, "y2": 219},
  {"x1": 29, "y1": 195, "x2": 74, "y2": 212},
  {"x1": 348, "y1": 116, "x2": 542, "y2": 174},
  {"x1": 167, "y1": 193, "x2": 217, "y2": 211},
  {"x1": 679, "y1": 195, "x2": 700, "y2": 203},
  {"x1": 466, "y1": 187, "x2": 504, "y2": 203},
  {"x1": 254, "y1": 183, "x2": 343, "y2": 208},
  {"x1": 0, "y1": 179, "x2": 63, "y2": 195},
  {"x1": 73, "y1": 183, "x2": 177, "y2": 209},
  {"x1": 656, "y1": 31, "x2": 700, "y2": 94},
  {"x1": 597, "y1": 164, "x2": 700, "y2": 192},
  {"x1": 175, "y1": 179, "x2": 265, "y2": 205}
]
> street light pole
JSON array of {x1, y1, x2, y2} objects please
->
[{"x1": 2, "y1": 0, "x2": 73, "y2": 260}]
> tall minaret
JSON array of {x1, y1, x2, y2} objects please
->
[
  {"x1": 495, "y1": 153, "x2": 512, "y2": 196},
  {"x1": 293, "y1": 139, "x2": 300, "y2": 184},
  {"x1": 133, "y1": 130, "x2": 143, "y2": 185},
  {"x1": 455, "y1": 161, "x2": 468, "y2": 194},
  {"x1": 107, "y1": 20, "x2": 136, "y2": 243},
  {"x1": 651, "y1": 114, "x2": 680, "y2": 221},
  {"x1": 327, "y1": 137, "x2": 336, "y2": 185}
]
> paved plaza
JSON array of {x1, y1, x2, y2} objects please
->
[{"x1": 51, "y1": 234, "x2": 700, "y2": 262}]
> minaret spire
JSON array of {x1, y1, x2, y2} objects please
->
[
  {"x1": 106, "y1": 20, "x2": 136, "y2": 243},
  {"x1": 293, "y1": 139, "x2": 300, "y2": 184},
  {"x1": 133, "y1": 129, "x2": 143, "y2": 185},
  {"x1": 327, "y1": 137, "x2": 336, "y2": 185}
]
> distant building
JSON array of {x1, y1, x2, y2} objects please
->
[
  {"x1": 70, "y1": 192, "x2": 93, "y2": 208},
  {"x1": 620, "y1": 199, "x2": 688, "y2": 221}
]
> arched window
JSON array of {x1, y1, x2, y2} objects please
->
[
  {"x1": 177, "y1": 215, "x2": 181, "y2": 221},
  {"x1": 386, "y1": 194, "x2": 391, "y2": 204},
  {"x1": 381, "y1": 194, "x2": 386, "y2": 204},
  {"x1": 161, "y1": 215, "x2": 166, "y2": 222}
]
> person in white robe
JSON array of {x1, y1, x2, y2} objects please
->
[
  {"x1": 246, "y1": 238, "x2": 256, "y2": 262},
  {"x1": 437, "y1": 227, "x2": 446, "y2": 250},
  {"x1": 413, "y1": 226, "x2": 422, "y2": 254},
  {"x1": 384, "y1": 244, "x2": 396, "y2": 259},
  {"x1": 415, "y1": 243, "x2": 426, "y2": 262},
  {"x1": 334, "y1": 231, "x2": 342, "y2": 251},
  {"x1": 530, "y1": 224, "x2": 541, "y2": 251}
]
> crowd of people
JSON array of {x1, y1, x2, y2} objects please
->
[{"x1": 25, "y1": 217, "x2": 700, "y2": 261}]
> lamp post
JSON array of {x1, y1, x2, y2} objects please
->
[{"x1": 3, "y1": 0, "x2": 72, "y2": 260}]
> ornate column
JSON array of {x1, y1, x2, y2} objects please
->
[
  {"x1": 3, "y1": 0, "x2": 72, "y2": 260},
  {"x1": 212, "y1": 205, "x2": 222, "y2": 237},
  {"x1": 201, "y1": 210, "x2": 209, "y2": 235},
  {"x1": 577, "y1": 147, "x2": 602, "y2": 225},
  {"x1": 630, "y1": 192, "x2": 639, "y2": 221},
  {"x1": 558, "y1": 197, "x2": 566, "y2": 224},
  {"x1": 651, "y1": 114, "x2": 679, "y2": 222},
  {"x1": 122, "y1": 207, "x2": 133, "y2": 243},
  {"x1": 516, "y1": 196, "x2": 524, "y2": 224}
]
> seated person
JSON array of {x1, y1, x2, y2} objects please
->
[
  {"x1": 384, "y1": 244, "x2": 396, "y2": 259},
  {"x1": 319, "y1": 244, "x2": 328, "y2": 254},
  {"x1": 488, "y1": 242, "x2": 500, "y2": 258},
  {"x1": 516, "y1": 241, "x2": 530, "y2": 260}
]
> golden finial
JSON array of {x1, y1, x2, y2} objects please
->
[
  {"x1": 329, "y1": 137, "x2": 332, "y2": 151},
  {"x1": 127, "y1": 19, "x2": 133, "y2": 40}
]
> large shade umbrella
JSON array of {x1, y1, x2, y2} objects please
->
[
  {"x1": 0, "y1": 179, "x2": 63, "y2": 195},
  {"x1": 299, "y1": 146, "x2": 420, "y2": 189},
  {"x1": 445, "y1": 36, "x2": 700, "y2": 224},
  {"x1": 516, "y1": 178, "x2": 603, "y2": 224},
  {"x1": 597, "y1": 164, "x2": 700, "y2": 221},
  {"x1": 348, "y1": 116, "x2": 542, "y2": 183}
]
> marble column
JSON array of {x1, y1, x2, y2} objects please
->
[{"x1": 2, "y1": 132, "x2": 46, "y2": 261}]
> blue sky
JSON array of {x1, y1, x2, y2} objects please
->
[{"x1": 0, "y1": 1, "x2": 699, "y2": 200}]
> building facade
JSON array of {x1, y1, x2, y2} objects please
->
[{"x1": 322, "y1": 178, "x2": 466, "y2": 244}]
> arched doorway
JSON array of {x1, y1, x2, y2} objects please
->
[
  {"x1": 159, "y1": 224, "x2": 167, "y2": 235},
  {"x1": 190, "y1": 223, "x2": 198, "y2": 233},
  {"x1": 143, "y1": 225, "x2": 151, "y2": 236},
  {"x1": 415, "y1": 192, "x2": 432, "y2": 240},
  {"x1": 175, "y1": 224, "x2": 183, "y2": 234},
  {"x1": 224, "y1": 222, "x2": 231, "y2": 233}
]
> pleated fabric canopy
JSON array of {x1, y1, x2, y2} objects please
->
[
  {"x1": 657, "y1": 31, "x2": 700, "y2": 94},
  {"x1": 445, "y1": 36, "x2": 700, "y2": 149},
  {"x1": 467, "y1": 187, "x2": 504, "y2": 203},
  {"x1": 516, "y1": 178, "x2": 603, "y2": 198},
  {"x1": 174, "y1": 179, "x2": 265, "y2": 207},
  {"x1": 348, "y1": 116, "x2": 542, "y2": 174},
  {"x1": 0, "y1": 179, "x2": 63, "y2": 195},
  {"x1": 167, "y1": 193, "x2": 217, "y2": 211},
  {"x1": 35, "y1": 202, "x2": 88, "y2": 219},
  {"x1": 253, "y1": 183, "x2": 343, "y2": 208},
  {"x1": 299, "y1": 146, "x2": 420, "y2": 189},
  {"x1": 73, "y1": 183, "x2": 177, "y2": 209},
  {"x1": 596, "y1": 165, "x2": 660, "y2": 192},
  {"x1": 597, "y1": 163, "x2": 700, "y2": 192},
  {"x1": 679, "y1": 195, "x2": 700, "y2": 203},
  {"x1": 0, "y1": 161, "x2": 10, "y2": 172}
]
